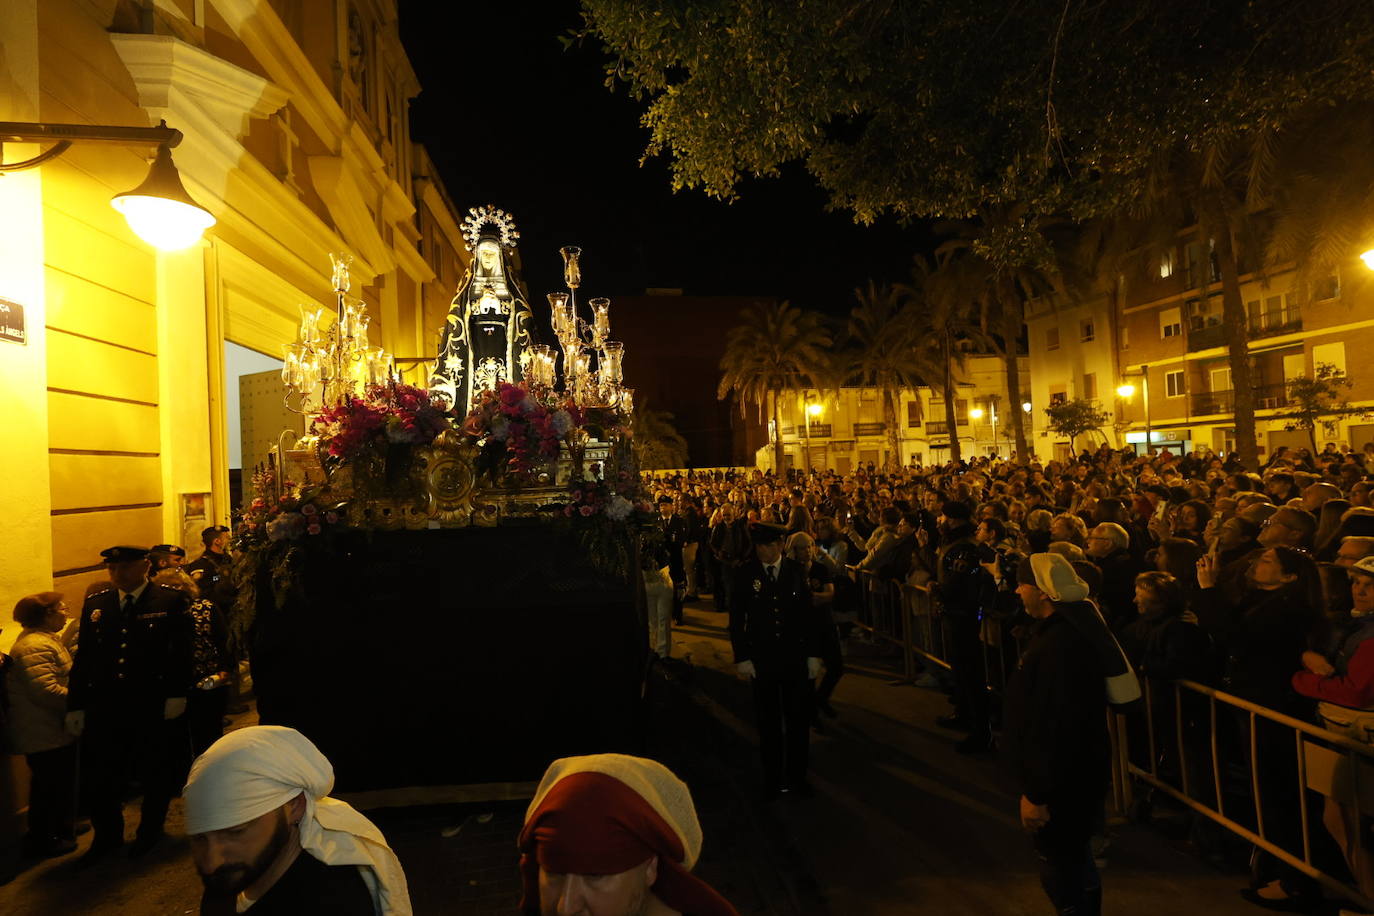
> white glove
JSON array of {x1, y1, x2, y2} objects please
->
[
  {"x1": 164, "y1": 696, "x2": 188, "y2": 720},
  {"x1": 807, "y1": 657, "x2": 823, "y2": 679},
  {"x1": 64, "y1": 710, "x2": 85, "y2": 737},
  {"x1": 735, "y1": 660, "x2": 757, "y2": 679}
]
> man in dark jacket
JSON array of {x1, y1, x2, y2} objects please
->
[
  {"x1": 934, "y1": 501, "x2": 997, "y2": 752},
  {"x1": 730, "y1": 523, "x2": 825, "y2": 799},
  {"x1": 1085, "y1": 523, "x2": 1145, "y2": 633},
  {"x1": 68, "y1": 546, "x2": 193, "y2": 863},
  {"x1": 1004, "y1": 555, "x2": 1109, "y2": 916}
]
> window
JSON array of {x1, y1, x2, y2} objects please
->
[
  {"x1": 1210, "y1": 367, "x2": 1232, "y2": 392},
  {"x1": 1120, "y1": 325, "x2": 1130, "y2": 349},
  {"x1": 1160, "y1": 307, "x2": 1182, "y2": 338},
  {"x1": 1049, "y1": 386, "x2": 1068, "y2": 406},
  {"x1": 1082, "y1": 372, "x2": 1097, "y2": 400},
  {"x1": 1045, "y1": 327, "x2": 1060, "y2": 351},
  {"x1": 1316, "y1": 273, "x2": 1341, "y2": 301},
  {"x1": 955, "y1": 398, "x2": 970, "y2": 426},
  {"x1": 906, "y1": 400, "x2": 923, "y2": 428},
  {"x1": 1313, "y1": 342, "x2": 1347, "y2": 377},
  {"x1": 1165, "y1": 370, "x2": 1186, "y2": 398},
  {"x1": 1159, "y1": 251, "x2": 1175, "y2": 278},
  {"x1": 1080, "y1": 318, "x2": 1095, "y2": 342}
]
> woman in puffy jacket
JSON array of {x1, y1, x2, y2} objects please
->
[{"x1": 5, "y1": 592, "x2": 78, "y2": 857}]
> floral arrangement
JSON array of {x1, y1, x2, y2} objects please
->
[
  {"x1": 463, "y1": 382, "x2": 582, "y2": 482},
  {"x1": 311, "y1": 382, "x2": 454, "y2": 461},
  {"x1": 552, "y1": 462, "x2": 660, "y2": 580}
]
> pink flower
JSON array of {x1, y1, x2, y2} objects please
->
[
  {"x1": 564, "y1": 505, "x2": 575, "y2": 517},
  {"x1": 325, "y1": 511, "x2": 339, "y2": 524},
  {"x1": 301, "y1": 503, "x2": 318, "y2": 516},
  {"x1": 579, "y1": 505, "x2": 594, "y2": 517},
  {"x1": 307, "y1": 522, "x2": 322, "y2": 535}
]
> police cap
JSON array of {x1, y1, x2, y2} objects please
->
[
  {"x1": 749, "y1": 522, "x2": 787, "y2": 545},
  {"x1": 201, "y1": 525, "x2": 230, "y2": 542},
  {"x1": 149, "y1": 544, "x2": 186, "y2": 558},
  {"x1": 100, "y1": 545, "x2": 149, "y2": 564}
]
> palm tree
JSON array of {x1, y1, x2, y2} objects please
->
[
  {"x1": 718, "y1": 300, "x2": 832, "y2": 472},
  {"x1": 631, "y1": 403, "x2": 689, "y2": 470},
  {"x1": 846, "y1": 281, "x2": 926, "y2": 471},
  {"x1": 900, "y1": 254, "x2": 995, "y2": 465},
  {"x1": 932, "y1": 205, "x2": 1074, "y2": 463}
]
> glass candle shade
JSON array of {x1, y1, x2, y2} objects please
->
[
  {"x1": 560, "y1": 246, "x2": 582, "y2": 289},
  {"x1": 600, "y1": 341, "x2": 624, "y2": 386},
  {"x1": 589, "y1": 298, "x2": 610, "y2": 346}
]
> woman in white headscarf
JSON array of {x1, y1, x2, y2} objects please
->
[{"x1": 184, "y1": 726, "x2": 411, "y2": 915}]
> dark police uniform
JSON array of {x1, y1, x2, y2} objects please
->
[
  {"x1": 185, "y1": 548, "x2": 234, "y2": 611},
  {"x1": 729, "y1": 526, "x2": 824, "y2": 794},
  {"x1": 69, "y1": 549, "x2": 193, "y2": 853}
]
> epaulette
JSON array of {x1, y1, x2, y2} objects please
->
[
  {"x1": 86, "y1": 586, "x2": 113, "y2": 599},
  {"x1": 155, "y1": 583, "x2": 184, "y2": 592}
]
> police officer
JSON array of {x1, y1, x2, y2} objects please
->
[
  {"x1": 730, "y1": 523, "x2": 825, "y2": 799},
  {"x1": 933, "y1": 501, "x2": 997, "y2": 753},
  {"x1": 148, "y1": 543, "x2": 186, "y2": 571},
  {"x1": 66, "y1": 546, "x2": 193, "y2": 863},
  {"x1": 185, "y1": 525, "x2": 233, "y2": 608}
]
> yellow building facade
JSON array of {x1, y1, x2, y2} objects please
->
[{"x1": 0, "y1": 0, "x2": 468, "y2": 629}]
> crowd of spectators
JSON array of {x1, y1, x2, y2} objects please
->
[{"x1": 648, "y1": 439, "x2": 1374, "y2": 911}]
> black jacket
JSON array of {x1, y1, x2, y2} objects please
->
[
  {"x1": 1093, "y1": 548, "x2": 1145, "y2": 632},
  {"x1": 1002, "y1": 613, "x2": 1110, "y2": 808},
  {"x1": 729, "y1": 557, "x2": 824, "y2": 680},
  {"x1": 69, "y1": 582, "x2": 193, "y2": 713}
]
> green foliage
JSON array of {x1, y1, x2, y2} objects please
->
[
  {"x1": 577, "y1": 0, "x2": 1374, "y2": 223},
  {"x1": 1043, "y1": 398, "x2": 1110, "y2": 452},
  {"x1": 1276, "y1": 363, "x2": 1370, "y2": 454},
  {"x1": 631, "y1": 404, "x2": 690, "y2": 470},
  {"x1": 718, "y1": 300, "x2": 831, "y2": 469}
]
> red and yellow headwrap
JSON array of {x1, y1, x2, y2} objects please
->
[{"x1": 517, "y1": 754, "x2": 739, "y2": 916}]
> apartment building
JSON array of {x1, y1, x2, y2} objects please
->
[
  {"x1": 766, "y1": 354, "x2": 1031, "y2": 470},
  {"x1": 1024, "y1": 294, "x2": 1126, "y2": 459},
  {"x1": 1118, "y1": 236, "x2": 1374, "y2": 458}
]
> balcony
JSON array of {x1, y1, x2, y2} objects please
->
[
  {"x1": 801, "y1": 423, "x2": 832, "y2": 438},
  {"x1": 925, "y1": 421, "x2": 949, "y2": 436},
  {"x1": 1187, "y1": 383, "x2": 1290, "y2": 417},
  {"x1": 1185, "y1": 309, "x2": 1303, "y2": 352},
  {"x1": 853, "y1": 421, "x2": 886, "y2": 437}
]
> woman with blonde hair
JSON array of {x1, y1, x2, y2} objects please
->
[{"x1": 6, "y1": 591, "x2": 78, "y2": 857}]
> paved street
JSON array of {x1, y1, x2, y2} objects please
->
[{"x1": 1, "y1": 599, "x2": 1273, "y2": 915}]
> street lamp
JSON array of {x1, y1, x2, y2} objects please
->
[
  {"x1": 0, "y1": 120, "x2": 215, "y2": 250},
  {"x1": 1117, "y1": 364, "x2": 1151, "y2": 454},
  {"x1": 801, "y1": 393, "x2": 823, "y2": 471},
  {"x1": 1361, "y1": 249, "x2": 1374, "y2": 271}
]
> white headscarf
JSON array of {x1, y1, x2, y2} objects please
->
[{"x1": 184, "y1": 726, "x2": 411, "y2": 916}]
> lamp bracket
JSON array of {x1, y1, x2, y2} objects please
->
[{"x1": 0, "y1": 119, "x2": 182, "y2": 173}]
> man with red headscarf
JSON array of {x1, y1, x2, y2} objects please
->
[{"x1": 518, "y1": 754, "x2": 739, "y2": 916}]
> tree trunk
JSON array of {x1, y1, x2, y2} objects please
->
[
  {"x1": 944, "y1": 337, "x2": 962, "y2": 465},
  {"x1": 1208, "y1": 207, "x2": 1259, "y2": 470},
  {"x1": 771, "y1": 389, "x2": 785, "y2": 473},
  {"x1": 883, "y1": 386, "x2": 901, "y2": 471},
  {"x1": 1001, "y1": 301, "x2": 1029, "y2": 463}
]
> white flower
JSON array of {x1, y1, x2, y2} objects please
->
[
  {"x1": 490, "y1": 416, "x2": 510, "y2": 441},
  {"x1": 606, "y1": 495, "x2": 633, "y2": 521},
  {"x1": 551, "y1": 409, "x2": 574, "y2": 436}
]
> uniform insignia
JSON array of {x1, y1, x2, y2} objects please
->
[
  {"x1": 136, "y1": 611, "x2": 168, "y2": 619},
  {"x1": 753, "y1": 579, "x2": 762, "y2": 592},
  {"x1": 90, "y1": 609, "x2": 102, "y2": 623}
]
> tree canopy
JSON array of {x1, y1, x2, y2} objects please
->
[{"x1": 577, "y1": 0, "x2": 1374, "y2": 229}]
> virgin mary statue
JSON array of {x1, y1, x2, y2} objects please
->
[{"x1": 429, "y1": 205, "x2": 535, "y2": 410}]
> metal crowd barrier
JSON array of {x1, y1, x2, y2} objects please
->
[
  {"x1": 1116, "y1": 677, "x2": 1374, "y2": 911},
  {"x1": 841, "y1": 569, "x2": 1374, "y2": 908}
]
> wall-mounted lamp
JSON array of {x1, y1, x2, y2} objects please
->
[{"x1": 0, "y1": 120, "x2": 215, "y2": 251}]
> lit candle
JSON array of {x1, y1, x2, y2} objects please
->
[{"x1": 590, "y1": 298, "x2": 610, "y2": 346}]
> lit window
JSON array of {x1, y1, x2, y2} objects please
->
[{"x1": 1159, "y1": 251, "x2": 1175, "y2": 278}]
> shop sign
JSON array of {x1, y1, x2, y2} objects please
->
[{"x1": 0, "y1": 298, "x2": 25, "y2": 345}]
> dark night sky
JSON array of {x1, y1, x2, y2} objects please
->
[{"x1": 399, "y1": 1, "x2": 929, "y2": 318}]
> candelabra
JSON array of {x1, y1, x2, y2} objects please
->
[
  {"x1": 281, "y1": 254, "x2": 393, "y2": 414},
  {"x1": 541, "y1": 246, "x2": 631, "y2": 411}
]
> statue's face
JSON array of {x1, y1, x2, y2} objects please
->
[{"x1": 477, "y1": 241, "x2": 500, "y2": 271}]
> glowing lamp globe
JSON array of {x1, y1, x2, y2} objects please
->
[
  {"x1": 807, "y1": 402, "x2": 823, "y2": 417},
  {"x1": 110, "y1": 145, "x2": 215, "y2": 250},
  {"x1": 1362, "y1": 249, "x2": 1374, "y2": 272},
  {"x1": 1021, "y1": 401, "x2": 1033, "y2": 413},
  {"x1": 1116, "y1": 383, "x2": 1136, "y2": 399},
  {"x1": 969, "y1": 407, "x2": 985, "y2": 420}
]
